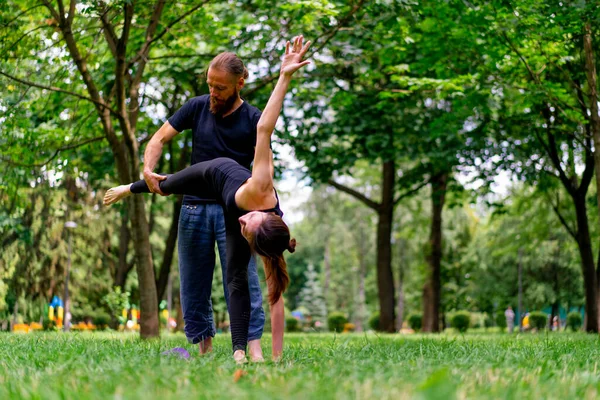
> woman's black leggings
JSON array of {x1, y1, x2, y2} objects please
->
[{"x1": 130, "y1": 162, "x2": 251, "y2": 353}]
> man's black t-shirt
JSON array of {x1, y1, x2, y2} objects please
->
[{"x1": 168, "y1": 94, "x2": 261, "y2": 204}]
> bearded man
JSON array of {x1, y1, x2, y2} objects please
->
[{"x1": 143, "y1": 52, "x2": 265, "y2": 360}]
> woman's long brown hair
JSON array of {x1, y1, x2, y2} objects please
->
[{"x1": 249, "y1": 214, "x2": 296, "y2": 305}]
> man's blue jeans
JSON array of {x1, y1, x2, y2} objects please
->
[{"x1": 178, "y1": 203, "x2": 265, "y2": 343}]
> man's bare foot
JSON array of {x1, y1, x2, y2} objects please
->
[
  {"x1": 198, "y1": 337, "x2": 213, "y2": 355},
  {"x1": 103, "y1": 184, "x2": 132, "y2": 205},
  {"x1": 233, "y1": 350, "x2": 247, "y2": 364},
  {"x1": 248, "y1": 339, "x2": 264, "y2": 362}
]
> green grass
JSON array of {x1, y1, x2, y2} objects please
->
[{"x1": 1, "y1": 332, "x2": 600, "y2": 399}]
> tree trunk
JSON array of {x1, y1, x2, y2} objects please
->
[
  {"x1": 552, "y1": 253, "x2": 560, "y2": 330},
  {"x1": 396, "y1": 238, "x2": 406, "y2": 331},
  {"x1": 571, "y1": 194, "x2": 598, "y2": 332},
  {"x1": 354, "y1": 226, "x2": 367, "y2": 332},
  {"x1": 356, "y1": 261, "x2": 367, "y2": 332},
  {"x1": 44, "y1": 0, "x2": 170, "y2": 339},
  {"x1": 118, "y1": 95, "x2": 160, "y2": 339},
  {"x1": 156, "y1": 140, "x2": 189, "y2": 300},
  {"x1": 114, "y1": 210, "x2": 132, "y2": 289},
  {"x1": 327, "y1": 160, "x2": 397, "y2": 333},
  {"x1": 323, "y1": 241, "x2": 331, "y2": 302},
  {"x1": 422, "y1": 172, "x2": 448, "y2": 333},
  {"x1": 129, "y1": 194, "x2": 160, "y2": 339},
  {"x1": 10, "y1": 302, "x2": 18, "y2": 332},
  {"x1": 376, "y1": 160, "x2": 396, "y2": 332},
  {"x1": 582, "y1": 24, "x2": 600, "y2": 330},
  {"x1": 174, "y1": 287, "x2": 184, "y2": 333},
  {"x1": 156, "y1": 196, "x2": 182, "y2": 300}
]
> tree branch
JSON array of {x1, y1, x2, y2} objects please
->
[
  {"x1": 67, "y1": 0, "x2": 76, "y2": 25},
  {"x1": 1, "y1": 231, "x2": 20, "y2": 249},
  {"x1": 499, "y1": 32, "x2": 539, "y2": 83},
  {"x1": 2, "y1": 4, "x2": 46, "y2": 27},
  {"x1": 540, "y1": 108, "x2": 577, "y2": 196},
  {"x1": 99, "y1": 7, "x2": 119, "y2": 58},
  {"x1": 0, "y1": 25, "x2": 54, "y2": 59},
  {"x1": 545, "y1": 191, "x2": 577, "y2": 240},
  {"x1": 314, "y1": 0, "x2": 366, "y2": 55},
  {"x1": 128, "y1": 0, "x2": 168, "y2": 129},
  {"x1": 40, "y1": 0, "x2": 60, "y2": 22},
  {"x1": 115, "y1": 1, "x2": 133, "y2": 119},
  {"x1": 0, "y1": 70, "x2": 119, "y2": 116},
  {"x1": 127, "y1": 1, "x2": 208, "y2": 69},
  {"x1": 328, "y1": 179, "x2": 380, "y2": 211},
  {"x1": 579, "y1": 125, "x2": 595, "y2": 196},
  {"x1": 147, "y1": 52, "x2": 216, "y2": 60},
  {"x1": 394, "y1": 178, "x2": 430, "y2": 205},
  {"x1": 48, "y1": 1, "x2": 116, "y2": 135},
  {"x1": 538, "y1": 45, "x2": 587, "y2": 110},
  {"x1": 1, "y1": 135, "x2": 105, "y2": 168},
  {"x1": 2, "y1": 85, "x2": 32, "y2": 115},
  {"x1": 499, "y1": 30, "x2": 583, "y2": 120},
  {"x1": 245, "y1": 0, "x2": 367, "y2": 97},
  {"x1": 56, "y1": 0, "x2": 66, "y2": 21}
]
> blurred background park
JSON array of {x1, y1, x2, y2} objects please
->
[{"x1": 1, "y1": 0, "x2": 600, "y2": 339}]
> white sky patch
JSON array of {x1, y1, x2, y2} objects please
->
[
  {"x1": 272, "y1": 141, "x2": 312, "y2": 224},
  {"x1": 456, "y1": 162, "x2": 514, "y2": 198}
]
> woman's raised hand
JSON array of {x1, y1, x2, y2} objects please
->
[{"x1": 280, "y1": 35, "x2": 311, "y2": 77}]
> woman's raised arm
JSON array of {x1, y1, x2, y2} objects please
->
[{"x1": 250, "y1": 36, "x2": 311, "y2": 192}]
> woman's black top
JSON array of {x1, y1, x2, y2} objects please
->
[{"x1": 202, "y1": 158, "x2": 283, "y2": 218}]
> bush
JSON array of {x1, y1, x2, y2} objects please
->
[
  {"x1": 285, "y1": 317, "x2": 300, "y2": 332},
  {"x1": 566, "y1": 311, "x2": 583, "y2": 331},
  {"x1": 309, "y1": 319, "x2": 326, "y2": 332},
  {"x1": 450, "y1": 311, "x2": 471, "y2": 333},
  {"x1": 70, "y1": 307, "x2": 94, "y2": 323},
  {"x1": 484, "y1": 315, "x2": 493, "y2": 329},
  {"x1": 407, "y1": 313, "x2": 422, "y2": 331},
  {"x1": 529, "y1": 312, "x2": 548, "y2": 331},
  {"x1": 327, "y1": 312, "x2": 347, "y2": 333},
  {"x1": 470, "y1": 312, "x2": 488, "y2": 329},
  {"x1": 43, "y1": 319, "x2": 58, "y2": 331},
  {"x1": 93, "y1": 312, "x2": 111, "y2": 330},
  {"x1": 103, "y1": 286, "x2": 130, "y2": 324},
  {"x1": 368, "y1": 313, "x2": 380, "y2": 331},
  {"x1": 495, "y1": 310, "x2": 507, "y2": 329}
]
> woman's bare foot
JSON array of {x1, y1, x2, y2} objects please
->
[
  {"x1": 103, "y1": 184, "x2": 132, "y2": 205},
  {"x1": 233, "y1": 350, "x2": 247, "y2": 364},
  {"x1": 248, "y1": 339, "x2": 264, "y2": 362}
]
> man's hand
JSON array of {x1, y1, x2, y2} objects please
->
[
  {"x1": 143, "y1": 170, "x2": 167, "y2": 196},
  {"x1": 280, "y1": 35, "x2": 311, "y2": 77}
]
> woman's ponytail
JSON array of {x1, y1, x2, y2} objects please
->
[{"x1": 262, "y1": 255, "x2": 290, "y2": 305}]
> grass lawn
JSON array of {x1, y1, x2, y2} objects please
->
[{"x1": 1, "y1": 331, "x2": 600, "y2": 399}]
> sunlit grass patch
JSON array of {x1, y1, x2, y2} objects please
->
[{"x1": 0, "y1": 332, "x2": 599, "y2": 399}]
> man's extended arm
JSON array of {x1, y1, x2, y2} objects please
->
[{"x1": 143, "y1": 121, "x2": 179, "y2": 195}]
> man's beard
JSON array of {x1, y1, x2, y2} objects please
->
[{"x1": 210, "y1": 90, "x2": 238, "y2": 116}]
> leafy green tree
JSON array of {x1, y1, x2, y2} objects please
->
[
  {"x1": 463, "y1": 0, "x2": 600, "y2": 331},
  {"x1": 284, "y1": 0, "x2": 509, "y2": 332},
  {"x1": 0, "y1": 0, "x2": 366, "y2": 337},
  {"x1": 467, "y1": 186, "x2": 585, "y2": 323}
]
